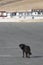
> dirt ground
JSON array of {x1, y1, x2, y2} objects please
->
[{"x1": 0, "y1": 0, "x2": 43, "y2": 12}]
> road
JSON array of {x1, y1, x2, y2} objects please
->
[{"x1": 0, "y1": 22, "x2": 43, "y2": 65}]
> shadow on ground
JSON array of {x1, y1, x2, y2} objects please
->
[{"x1": 31, "y1": 55, "x2": 43, "y2": 58}]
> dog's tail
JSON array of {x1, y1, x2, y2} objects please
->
[{"x1": 29, "y1": 52, "x2": 32, "y2": 55}]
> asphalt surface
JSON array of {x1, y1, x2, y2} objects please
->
[{"x1": 0, "y1": 22, "x2": 43, "y2": 65}]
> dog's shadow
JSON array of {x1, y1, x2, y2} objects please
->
[{"x1": 31, "y1": 55, "x2": 43, "y2": 58}]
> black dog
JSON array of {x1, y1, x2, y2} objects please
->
[{"x1": 19, "y1": 44, "x2": 32, "y2": 58}]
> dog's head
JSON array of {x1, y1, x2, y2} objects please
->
[{"x1": 19, "y1": 44, "x2": 25, "y2": 50}]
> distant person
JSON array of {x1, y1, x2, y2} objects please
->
[{"x1": 19, "y1": 44, "x2": 32, "y2": 58}]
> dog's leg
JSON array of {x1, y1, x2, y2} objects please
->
[
  {"x1": 23, "y1": 51, "x2": 24, "y2": 58},
  {"x1": 28, "y1": 54, "x2": 30, "y2": 58},
  {"x1": 26, "y1": 53, "x2": 30, "y2": 58},
  {"x1": 26, "y1": 52, "x2": 28, "y2": 58}
]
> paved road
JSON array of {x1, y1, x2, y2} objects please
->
[{"x1": 0, "y1": 22, "x2": 43, "y2": 65}]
